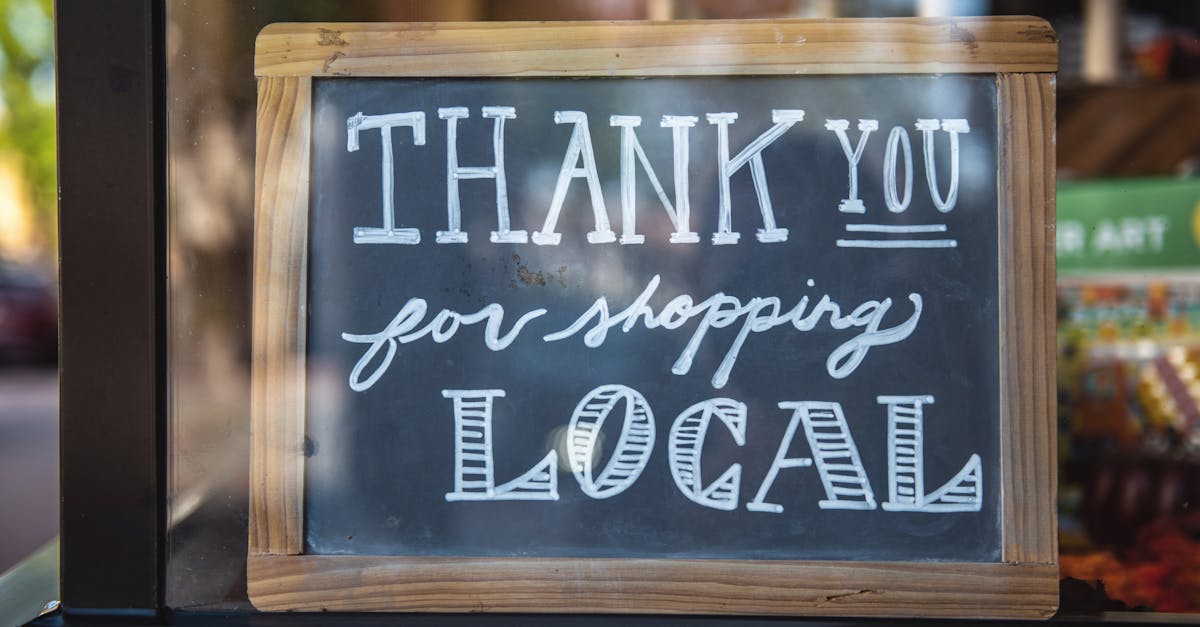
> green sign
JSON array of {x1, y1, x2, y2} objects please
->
[{"x1": 1057, "y1": 178, "x2": 1200, "y2": 275}]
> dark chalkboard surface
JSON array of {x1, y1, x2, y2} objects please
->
[{"x1": 302, "y1": 75, "x2": 1000, "y2": 562}]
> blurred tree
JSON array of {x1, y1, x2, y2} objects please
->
[{"x1": 0, "y1": 0, "x2": 54, "y2": 257}]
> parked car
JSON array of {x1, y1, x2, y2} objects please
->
[{"x1": 0, "y1": 259, "x2": 57, "y2": 364}]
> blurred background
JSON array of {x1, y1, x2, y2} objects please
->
[
  {"x1": 0, "y1": 0, "x2": 57, "y2": 578},
  {"x1": 8, "y1": 0, "x2": 1200, "y2": 617}
]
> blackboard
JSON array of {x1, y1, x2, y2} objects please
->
[
  {"x1": 304, "y1": 75, "x2": 1001, "y2": 562},
  {"x1": 250, "y1": 19, "x2": 1058, "y2": 617}
]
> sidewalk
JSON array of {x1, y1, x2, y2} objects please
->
[{"x1": 0, "y1": 367, "x2": 57, "y2": 573}]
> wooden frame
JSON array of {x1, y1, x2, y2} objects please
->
[{"x1": 251, "y1": 19, "x2": 1058, "y2": 618}]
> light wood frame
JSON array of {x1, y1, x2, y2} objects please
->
[{"x1": 251, "y1": 18, "x2": 1058, "y2": 618}]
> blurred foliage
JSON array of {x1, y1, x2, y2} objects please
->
[{"x1": 0, "y1": 0, "x2": 54, "y2": 252}]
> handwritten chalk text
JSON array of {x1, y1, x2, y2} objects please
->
[{"x1": 343, "y1": 275, "x2": 922, "y2": 392}]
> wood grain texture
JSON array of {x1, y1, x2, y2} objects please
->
[
  {"x1": 250, "y1": 75, "x2": 311, "y2": 556},
  {"x1": 255, "y1": 18, "x2": 1058, "y2": 78},
  {"x1": 248, "y1": 555, "x2": 1057, "y2": 618},
  {"x1": 997, "y1": 72, "x2": 1058, "y2": 568}
]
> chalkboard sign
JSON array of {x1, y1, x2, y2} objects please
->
[{"x1": 250, "y1": 19, "x2": 1058, "y2": 618}]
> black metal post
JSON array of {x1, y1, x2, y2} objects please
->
[{"x1": 55, "y1": 0, "x2": 164, "y2": 617}]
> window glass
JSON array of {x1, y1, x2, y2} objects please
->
[{"x1": 167, "y1": 0, "x2": 1200, "y2": 615}]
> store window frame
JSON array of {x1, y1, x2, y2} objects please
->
[{"x1": 57, "y1": 0, "x2": 166, "y2": 616}]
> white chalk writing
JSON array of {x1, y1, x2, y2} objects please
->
[
  {"x1": 543, "y1": 275, "x2": 923, "y2": 388},
  {"x1": 443, "y1": 389, "x2": 558, "y2": 501}
]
